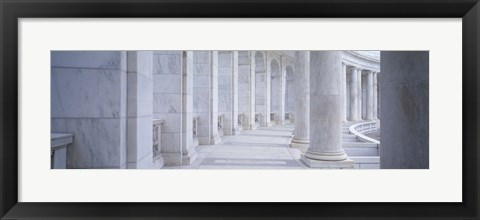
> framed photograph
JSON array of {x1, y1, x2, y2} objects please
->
[{"x1": 1, "y1": 0, "x2": 478, "y2": 219}]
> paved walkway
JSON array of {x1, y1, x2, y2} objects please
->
[{"x1": 167, "y1": 123, "x2": 307, "y2": 169}]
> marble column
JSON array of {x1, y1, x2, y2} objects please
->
[
  {"x1": 279, "y1": 56, "x2": 286, "y2": 124},
  {"x1": 181, "y1": 51, "x2": 197, "y2": 165},
  {"x1": 341, "y1": 62, "x2": 347, "y2": 122},
  {"x1": 210, "y1": 51, "x2": 221, "y2": 144},
  {"x1": 301, "y1": 51, "x2": 354, "y2": 168},
  {"x1": 380, "y1": 51, "x2": 428, "y2": 169},
  {"x1": 373, "y1": 72, "x2": 379, "y2": 120},
  {"x1": 232, "y1": 51, "x2": 240, "y2": 133},
  {"x1": 126, "y1": 51, "x2": 156, "y2": 169},
  {"x1": 264, "y1": 52, "x2": 272, "y2": 127},
  {"x1": 291, "y1": 51, "x2": 310, "y2": 151},
  {"x1": 349, "y1": 67, "x2": 360, "y2": 121},
  {"x1": 366, "y1": 70, "x2": 375, "y2": 120},
  {"x1": 357, "y1": 68, "x2": 363, "y2": 120}
]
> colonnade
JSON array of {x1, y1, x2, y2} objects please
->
[
  {"x1": 341, "y1": 63, "x2": 380, "y2": 122},
  {"x1": 51, "y1": 50, "x2": 381, "y2": 169}
]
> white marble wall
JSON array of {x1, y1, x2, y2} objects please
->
[
  {"x1": 193, "y1": 51, "x2": 221, "y2": 144},
  {"x1": 152, "y1": 51, "x2": 183, "y2": 166},
  {"x1": 238, "y1": 51, "x2": 256, "y2": 130},
  {"x1": 51, "y1": 51, "x2": 128, "y2": 168},
  {"x1": 126, "y1": 51, "x2": 155, "y2": 169}
]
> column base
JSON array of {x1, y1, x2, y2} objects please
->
[
  {"x1": 152, "y1": 155, "x2": 165, "y2": 169},
  {"x1": 210, "y1": 135, "x2": 222, "y2": 145},
  {"x1": 290, "y1": 138, "x2": 309, "y2": 152},
  {"x1": 182, "y1": 147, "x2": 198, "y2": 165},
  {"x1": 192, "y1": 138, "x2": 199, "y2": 147},
  {"x1": 233, "y1": 126, "x2": 242, "y2": 135},
  {"x1": 243, "y1": 124, "x2": 257, "y2": 130},
  {"x1": 162, "y1": 152, "x2": 182, "y2": 166},
  {"x1": 301, "y1": 155, "x2": 354, "y2": 169}
]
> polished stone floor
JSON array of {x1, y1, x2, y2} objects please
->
[
  {"x1": 165, "y1": 122, "x2": 380, "y2": 169},
  {"x1": 166, "y1": 123, "x2": 307, "y2": 169}
]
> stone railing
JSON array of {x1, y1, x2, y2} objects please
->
[
  {"x1": 255, "y1": 113, "x2": 261, "y2": 124},
  {"x1": 192, "y1": 116, "x2": 200, "y2": 146},
  {"x1": 218, "y1": 114, "x2": 224, "y2": 130},
  {"x1": 270, "y1": 112, "x2": 276, "y2": 122},
  {"x1": 285, "y1": 112, "x2": 294, "y2": 123},
  {"x1": 348, "y1": 121, "x2": 380, "y2": 145},
  {"x1": 51, "y1": 133, "x2": 73, "y2": 169},
  {"x1": 238, "y1": 113, "x2": 244, "y2": 127},
  {"x1": 192, "y1": 116, "x2": 199, "y2": 139},
  {"x1": 152, "y1": 119, "x2": 164, "y2": 159}
]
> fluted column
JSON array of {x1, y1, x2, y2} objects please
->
[
  {"x1": 373, "y1": 72, "x2": 379, "y2": 120},
  {"x1": 366, "y1": 70, "x2": 374, "y2": 120},
  {"x1": 350, "y1": 67, "x2": 359, "y2": 121},
  {"x1": 301, "y1": 51, "x2": 354, "y2": 168},
  {"x1": 291, "y1": 51, "x2": 310, "y2": 151},
  {"x1": 341, "y1": 62, "x2": 347, "y2": 122}
]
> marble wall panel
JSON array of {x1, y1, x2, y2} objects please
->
[
  {"x1": 51, "y1": 51, "x2": 128, "y2": 169},
  {"x1": 51, "y1": 68, "x2": 125, "y2": 118},
  {"x1": 153, "y1": 53, "x2": 181, "y2": 74},
  {"x1": 51, "y1": 118, "x2": 126, "y2": 168},
  {"x1": 51, "y1": 51, "x2": 125, "y2": 70},
  {"x1": 153, "y1": 94, "x2": 182, "y2": 114},
  {"x1": 152, "y1": 74, "x2": 182, "y2": 94}
]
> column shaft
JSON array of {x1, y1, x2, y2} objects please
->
[
  {"x1": 301, "y1": 51, "x2": 353, "y2": 168},
  {"x1": 341, "y1": 62, "x2": 347, "y2": 122},
  {"x1": 373, "y1": 72, "x2": 378, "y2": 120},
  {"x1": 357, "y1": 68, "x2": 363, "y2": 120},
  {"x1": 350, "y1": 67, "x2": 359, "y2": 121},
  {"x1": 291, "y1": 51, "x2": 310, "y2": 150},
  {"x1": 366, "y1": 71, "x2": 374, "y2": 120}
]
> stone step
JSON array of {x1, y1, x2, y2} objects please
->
[
  {"x1": 342, "y1": 134, "x2": 357, "y2": 141},
  {"x1": 342, "y1": 142, "x2": 378, "y2": 148},
  {"x1": 350, "y1": 156, "x2": 381, "y2": 169},
  {"x1": 343, "y1": 142, "x2": 379, "y2": 156}
]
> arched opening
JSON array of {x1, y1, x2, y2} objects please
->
[
  {"x1": 254, "y1": 51, "x2": 266, "y2": 126},
  {"x1": 270, "y1": 59, "x2": 281, "y2": 124},
  {"x1": 285, "y1": 66, "x2": 295, "y2": 123}
]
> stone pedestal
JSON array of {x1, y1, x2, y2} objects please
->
[
  {"x1": 301, "y1": 51, "x2": 354, "y2": 169},
  {"x1": 51, "y1": 133, "x2": 73, "y2": 169},
  {"x1": 291, "y1": 51, "x2": 310, "y2": 151}
]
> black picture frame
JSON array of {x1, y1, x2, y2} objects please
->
[{"x1": 1, "y1": 0, "x2": 479, "y2": 219}]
